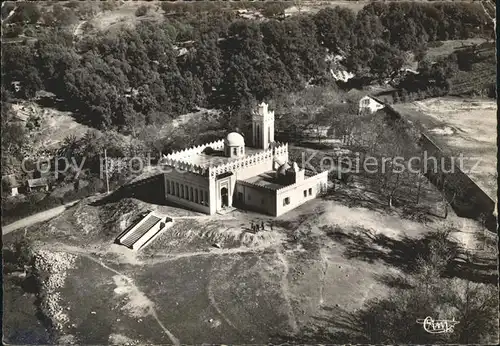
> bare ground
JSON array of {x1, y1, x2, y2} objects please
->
[
  {"x1": 3, "y1": 179, "x2": 496, "y2": 344},
  {"x1": 11, "y1": 100, "x2": 96, "y2": 155},
  {"x1": 393, "y1": 97, "x2": 497, "y2": 199}
]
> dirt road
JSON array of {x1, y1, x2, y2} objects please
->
[{"x1": 2, "y1": 200, "x2": 81, "y2": 235}]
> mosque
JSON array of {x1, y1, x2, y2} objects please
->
[{"x1": 161, "y1": 103, "x2": 328, "y2": 217}]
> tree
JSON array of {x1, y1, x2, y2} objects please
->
[
  {"x1": 183, "y1": 33, "x2": 222, "y2": 100},
  {"x1": 10, "y1": 2, "x2": 41, "y2": 24},
  {"x1": 135, "y1": 5, "x2": 149, "y2": 17},
  {"x1": 52, "y1": 4, "x2": 78, "y2": 26},
  {"x1": 314, "y1": 7, "x2": 356, "y2": 55},
  {"x1": 1, "y1": 88, "x2": 27, "y2": 167},
  {"x1": 364, "y1": 114, "x2": 420, "y2": 207}
]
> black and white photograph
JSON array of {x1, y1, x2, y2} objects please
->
[{"x1": 1, "y1": 0, "x2": 498, "y2": 344}]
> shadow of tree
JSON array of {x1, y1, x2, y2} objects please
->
[
  {"x1": 273, "y1": 226, "x2": 498, "y2": 344},
  {"x1": 323, "y1": 188, "x2": 435, "y2": 224},
  {"x1": 275, "y1": 303, "x2": 443, "y2": 344},
  {"x1": 323, "y1": 226, "x2": 498, "y2": 285},
  {"x1": 373, "y1": 272, "x2": 415, "y2": 289},
  {"x1": 277, "y1": 281, "x2": 498, "y2": 344}
]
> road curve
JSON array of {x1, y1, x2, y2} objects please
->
[{"x1": 2, "y1": 200, "x2": 81, "y2": 235}]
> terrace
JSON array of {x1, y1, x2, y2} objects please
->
[{"x1": 182, "y1": 147, "x2": 264, "y2": 167}]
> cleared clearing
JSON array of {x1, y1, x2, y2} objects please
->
[
  {"x1": 425, "y1": 38, "x2": 488, "y2": 61},
  {"x1": 11, "y1": 100, "x2": 96, "y2": 155}
]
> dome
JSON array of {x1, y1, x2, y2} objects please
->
[
  {"x1": 225, "y1": 132, "x2": 245, "y2": 147},
  {"x1": 277, "y1": 162, "x2": 291, "y2": 176}
]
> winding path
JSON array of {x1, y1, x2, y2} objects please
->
[
  {"x1": 65, "y1": 249, "x2": 181, "y2": 346},
  {"x1": 276, "y1": 250, "x2": 299, "y2": 333}
]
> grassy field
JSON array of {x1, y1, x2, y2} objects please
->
[{"x1": 425, "y1": 38, "x2": 488, "y2": 61}]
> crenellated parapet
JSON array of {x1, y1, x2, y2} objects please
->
[
  {"x1": 161, "y1": 157, "x2": 208, "y2": 175},
  {"x1": 208, "y1": 142, "x2": 288, "y2": 178},
  {"x1": 165, "y1": 139, "x2": 225, "y2": 161},
  {"x1": 160, "y1": 139, "x2": 288, "y2": 177}
]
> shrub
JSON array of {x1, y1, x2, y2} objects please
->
[
  {"x1": 61, "y1": 179, "x2": 102, "y2": 203},
  {"x1": 135, "y1": 5, "x2": 148, "y2": 17},
  {"x1": 13, "y1": 236, "x2": 36, "y2": 268},
  {"x1": 1, "y1": 195, "x2": 63, "y2": 226},
  {"x1": 101, "y1": 1, "x2": 117, "y2": 12}
]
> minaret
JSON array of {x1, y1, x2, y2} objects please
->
[{"x1": 252, "y1": 102, "x2": 275, "y2": 149}]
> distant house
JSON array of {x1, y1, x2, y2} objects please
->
[
  {"x1": 2, "y1": 175, "x2": 20, "y2": 197},
  {"x1": 27, "y1": 178, "x2": 49, "y2": 193},
  {"x1": 358, "y1": 95, "x2": 385, "y2": 115}
]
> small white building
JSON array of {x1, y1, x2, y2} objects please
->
[
  {"x1": 358, "y1": 96, "x2": 385, "y2": 115},
  {"x1": 27, "y1": 178, "x2": 49, "y2": 193},
  {"x1": 2, "y1": 175, "x2": 19, "y2": 197}
]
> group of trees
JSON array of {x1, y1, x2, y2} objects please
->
[
  {"x1": 1, "y1": 88, "x2": 26, "y2": 176},
  {"x1": 354, "y1": 230, "x2": 498, "y2": 344},
  {"x1": 2, "y1": 2, "x2": 493, "y2": 134}
]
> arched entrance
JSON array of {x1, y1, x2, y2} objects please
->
[{"x1": 221, "y1": 187, "x2": 228, "y2": 208}]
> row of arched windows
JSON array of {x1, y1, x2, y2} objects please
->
[{"x1": 166, "y1": 179, "x2": 209, "y2": 206}]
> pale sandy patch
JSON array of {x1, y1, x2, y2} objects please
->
[{"x1": 112, "y1": 275, "x2": 155, "y2": 318}]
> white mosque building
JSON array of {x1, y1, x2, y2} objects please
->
[{"x1": 161, "y1": 103, "x2": 328, "y2": 217}]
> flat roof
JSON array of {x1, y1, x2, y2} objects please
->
[
  {"x1": 179, "y1": 147, "x2": 264, "y2": 167},
  {"x1": 240, "y1": 171, "x2": 287, "y2": 191},
  {"x1": 28, "y1": 178, "x2": 48, "y2": 187}
]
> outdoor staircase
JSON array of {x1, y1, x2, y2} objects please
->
[{"x1": 116, "y1": 211, "x2": 173, "y2": 250}]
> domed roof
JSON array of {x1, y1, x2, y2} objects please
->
[
  {"x1": 225, "y1": 132, "x2": 245, "y2": 147},
  {"x1": 277, "y1": 162, "x2": 291, "y2": 176}
]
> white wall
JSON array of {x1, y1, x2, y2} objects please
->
[
  {"x1": 359, "y1": 96, "x2": 384, "y2": 114},
  {"x1": 275, "y1": 171, "x2": 328, "y2": 216},
  {"x1": 235, "y1": 182, "x2": 276, "y2": 215}
]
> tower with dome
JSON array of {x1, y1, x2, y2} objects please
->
[{"x1": 160, "y1": 102, "x2": 328, "y2": 216}]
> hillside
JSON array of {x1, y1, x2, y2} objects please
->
[
  {"x1": 3, "y1": 177, "x2": 497, "y2": 344},
  {"x1": 448, "y1": 43, "x2": 496, "y2": 96}
]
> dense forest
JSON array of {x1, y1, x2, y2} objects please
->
[{"x1": 1, "y1": 1, "x2": 494, "y2": 134}]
